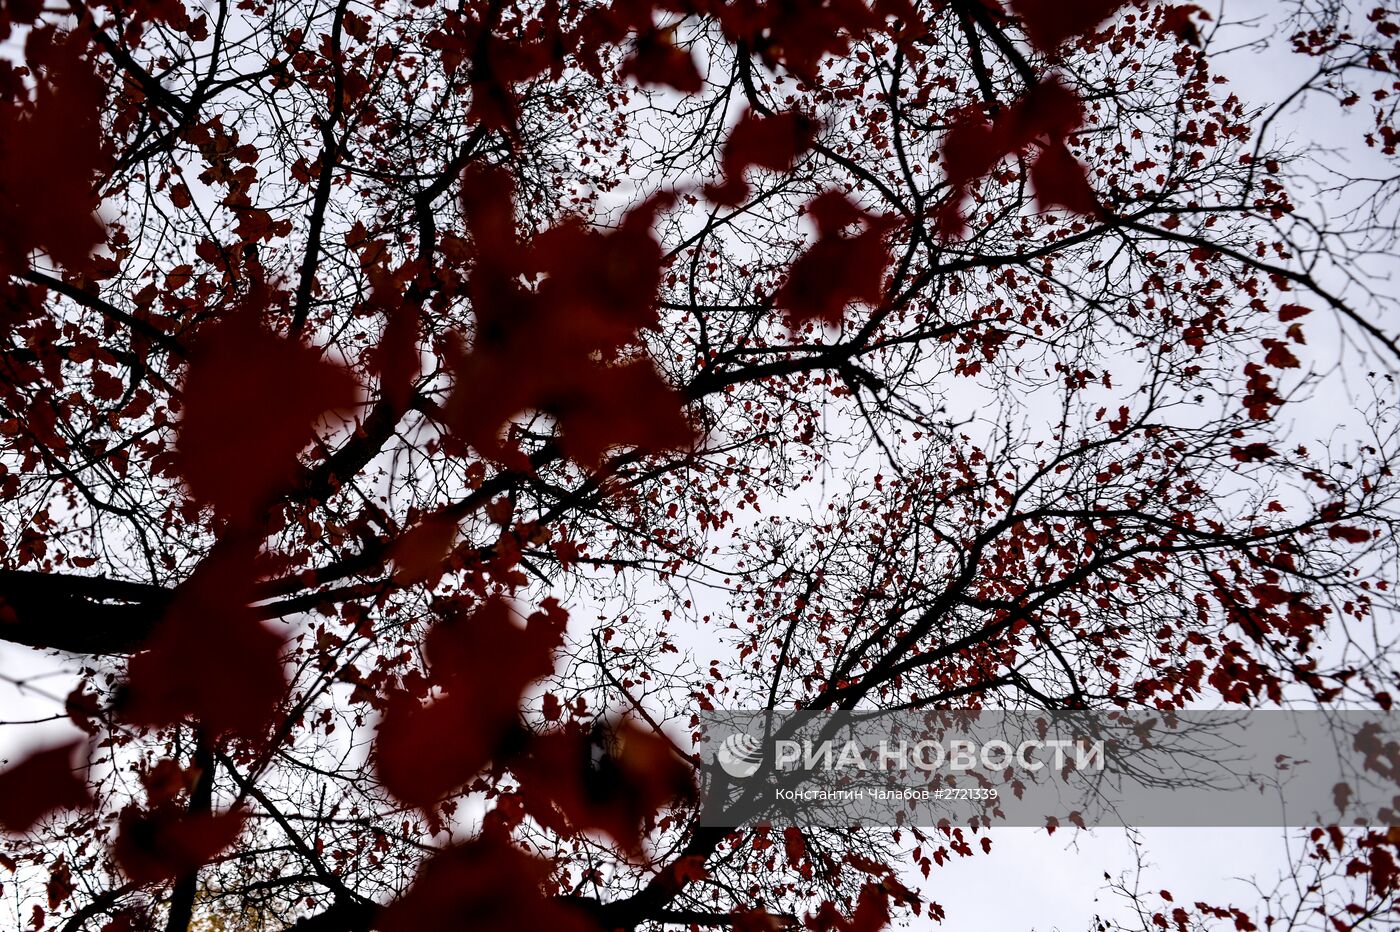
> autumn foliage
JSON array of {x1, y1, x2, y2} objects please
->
[{"x1": 1, "y1": 0, "x2": 1400, "y2": 930}]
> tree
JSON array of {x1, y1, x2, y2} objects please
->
[{"x1": 1, "y1": 0, "x2": 1400, "y2": 929}]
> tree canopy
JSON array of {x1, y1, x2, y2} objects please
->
[{"x1": 3, "y1": 0, "x2": 1400, "y2": 930}]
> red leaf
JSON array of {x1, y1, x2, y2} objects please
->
[
  {"x1": 941, "y1": 118, "x2": 1002, "y2": 195},
  {"x1": 376, "y1": 301, "x2": 421, "y2": 412},
  {"x1": 469, "y1": 79, "x2": 519, "y2": 131},
  {"x1": 513, "y1": 720, "x2": 696, "y2": 856},
  {"x1": 390, "y1": 514, "x2": 458, "y2": 584},
  {"x1": 141, "y1": 759, "x2": 193, "y2": 805},
  {"x1": 807, "y1": 188, "x2": 868, "y2": 231},
  {"x1": 46, "y1": 859, "x2": 73, "y2": 909},
  {"x1": 623, "y1": 28, "x2": 703, "y2": 93},
  {"x1": 376, "y1": 598, "x2": 567, "y2": 808},
  {"x1": 0, "y1": 28, "x2": 107, "y2": 274},
  {"x1": 1328, "y1": 526, "x2": 1372, "y2": 544},
  {"x1": 113, "y1": 806, "x2": 245, "y2": 885},
  {"x1": 1333, "y1": 781, "x2": 1352, "y2": 815},
  {"x1": 426, "y1": 596, "x2": 566, "y2": 687},
  {"x1": 1262, "y1": 339, "x2": 1300, "y2": 370},
  {"x1": 531, "y1": 192, "x2": 675, "y2": 343},
  {"x1": 939, "y1": 79, "x2": 1088, "y2": 236},
  {"x1": 374, "y1": 692, "x2": 499, "y2": 810},
  {"x1": 447, "y1": 175, "x2": 692, "y2": 467},
  {"x1": 458, "y1": 164, "x2": 522, "y2": 268},
  {"x1": 1278, "y1": 304, "x2": 1312, "y2": 322},
  {"x1": 806, "y1": 883, "x2": 892, "y2": 931},
  {"x1": 546, "y1": 360, "x2": 695, "y2": 467},
  {"x1": 944, "y1": 78, "x2": 1084, "y2": 189},
  {"x1": 0, "y1": 741, "x2": 91, "y2": 833},
  {"x1": 784, "y1": 826, "x2": 807, "y2": 863},
  {"x1": 175, "y1": 314, "x2": 358, "y2": 524},
  {"x1": 1008, "y1": 0, "x2": 1130, "y2": 51},
  {"x1": 1002, "y1": 77, "x2": 1085, "y2": 142},
  {"x1": 705, "y1": 110, "x2": 820, "y2": 207},
  {"x1": 460, "y1": 12, "x2": 560, "y2": 133},
  {"x1": 711, "y1": 0, "x2": 879, "y2": 81},
  {"x1": 1241, "y1": 363, "x2": 1283, "y2": 420},
  {"x1": 1230, "y1": 443, "x2": 1277, "y2": 463},
  {"x1": 777, "y1": 191, "x2": 894, "y2": 329},
  {"x1": 1030, "y1": 139, "x2": 1099, "y2": 215},
  {"x1": 1161, "y1": 5, "x2": 1209, "y2": 46},
  {"x1": 121, "y1": 548, "x2": 287, "y2": 738},
  {"x1": 377, "y1": 835, "x2": 599, "y2": 932},
  {"x1": 65, "y1": 686, "x2": 101, "y2": 734}
]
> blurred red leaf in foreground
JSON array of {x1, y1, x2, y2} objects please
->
[
  {"x1": 446, "y1": 168, "x2": 692, "y2": 467},
  {"x1": 1008, "y1": 0, "x2": 1130, "y2": 52},
  {"x1": 777, "y1": 190, "x2": 895, "y2": 330},
  {"x1": 0, "y1": 27, "x2": 107, "y2": 274},
  {"x1": 938, "y1": 78, "x2": 1098, "y2": 235},
  {"x1": 174, "y1": 313, "x2": 358, "y2": 525},
  {"x1": 705, "y1": 109, "x2": 821, "y2": 208},
  {"x1": 806, "y1": 884, "x2": 890, "y2": 923},
  {"x1": 514, "y1": 719, "x2": 696, "y2": 856},
  {"x1": 377, "y1": 834, "x2": 599, "y2": 932},
  {"x1": 0, "y1": 741, "x2": 91, "y2": 833},
  {"x1": 376, "y1": 598, "x2": 567, "y2": 808},
  {"x1": 114, "y1": 806, "x2": 245, "y2": 884},
  {"x1": 121, "y1": 547, "x2": 286, "y2": 738},
  {"x1": 624, "y1": 27, "x2": 704, "y2": 92},
  {"x1": 806, "y1": 883, "x2": 892, "y2": 931}
]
